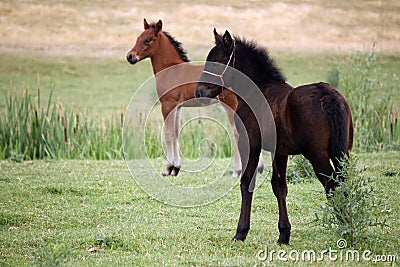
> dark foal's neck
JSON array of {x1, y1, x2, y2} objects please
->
[
  {"x1": 231, "y1": 47, "x2": 292, "y2": 113},
  {"x1": 233, "y1": 39, "x2": 286, "y2": 89},
  {"x1": 150, "y1": 32, "x2": 185, "y2": 74}
]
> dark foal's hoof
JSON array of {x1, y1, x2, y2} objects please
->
[
  {"x1": 277, "y1": 228, "x2": 291, "y2": 245},
  {"x1": 232, "y1": 235, "x2": 246, "y2": 242},
  {"x1": 171, "y1": 166, "x2": 180, "y2": 176},
  {"x1": 232, "y1": 228, "x2": 249, "y2": 242},
  {"x1": 162, "y1": 165, "x2": 174, "y2": 176}
]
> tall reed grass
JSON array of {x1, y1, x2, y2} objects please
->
[
  {"x1": 1, "y1": 76, "x2": 232, "y2": 160},
  {"x1": 1, "y1": 47, "x2": 398, "y2": 161},
  {"x1": 0, "y1": 75, "x2": 123, "y2": 161},
  {"x1": 327, "y1": 45, "x2": 399, "y2": 152}
]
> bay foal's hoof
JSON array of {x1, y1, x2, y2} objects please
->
[
  {"x1": 277, "y1": 227, "x2": 291, "y2": 245},
  {"x1": 257, "y1": 164, "x2": 264, "y2": 174},
  {"x1": 162, "y1": 165, "x2": 180, "y2": 176},
  {"x1": 171, "y1": 166, "x2": 180, "y2": 176},
  {"x1": 162, "y1": 165, "x2": 174, "y2": 176},
  {"x1": 232, "y1": 169, "x2": 242, "y2": 177}
]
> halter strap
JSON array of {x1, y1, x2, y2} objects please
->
[{"x1": 202, "y1": 40, "x2": 235, "y2": 100}]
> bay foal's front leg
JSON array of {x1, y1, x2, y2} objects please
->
[
  {"x1": 230, "y1": 121, "x2": 242, "y2": 177},
  {"x1": 162, "y1": 104, "x2": 177, "y2": 176},
  {"x1": 224, "y1": 103, "x2": 263, "y2": 177},
  {"x1": 171, "y1": 106, "x2": 181, "y2": 176},
  {"x1": 271, "y1": 154, "x2": 291, "y2": 244},
  {"x1": 233, "y1": 138, "x2": 261, "y2": 241},
  {"x1": 222, "y1": 101, "x2": 242, "y2": 177}
]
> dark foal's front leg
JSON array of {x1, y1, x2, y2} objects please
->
[
  {"x1": 233, "y1": 145, "x2": 261, "y2": 241},
  {"x1": 271, "y1": 154, "x2": 291, "y2": 245}
]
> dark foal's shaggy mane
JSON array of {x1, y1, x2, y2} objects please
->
[{"x1": 234, "y1": 36, "x2": 286, "y2": 84}]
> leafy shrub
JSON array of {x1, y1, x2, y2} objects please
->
[{"x1": 315, "y1": 154, "x2": 387, "y2": 247}]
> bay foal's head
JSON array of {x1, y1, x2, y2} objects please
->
[{"x1": 126, "y1": 19, "x2": 163, "y2": 64}]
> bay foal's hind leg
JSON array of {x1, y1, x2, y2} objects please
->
[
  {"x1": 271, "y1": 154, "x2": 291, "y2": 245},
  {"x1": 171, "y1": 106, "x2": 181, "y2": 176}
]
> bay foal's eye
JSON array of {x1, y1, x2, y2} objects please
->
[{"x1": 144, "y1": 38, "x2": 152, "y2": 45}]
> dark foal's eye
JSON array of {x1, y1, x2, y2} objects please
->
[{"x1": 144, "y1": 37, "x2": 152, "y2": 45}]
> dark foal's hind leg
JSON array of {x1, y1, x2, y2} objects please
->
[
  {"x1": 271, "y1": 154, "x2": 291, "y2": 245},
  {"x1": 307, "y1": 152, "x2": 337, "y2": 195}
]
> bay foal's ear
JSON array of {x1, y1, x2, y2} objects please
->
[
  {"x1": 213, "y1": 28, "x2": 223, "y2": 46},
  {"x1": 144, "y1": 18, "x2": 150, "y2": 30},
  {"x1": 222, "y1": 30, "x2": 233, "y2": 50},
  {"x1": 155, "y1": 19, "x2": 163, "y2": 34}
]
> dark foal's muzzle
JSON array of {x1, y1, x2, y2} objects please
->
[{"x1": 195, "y1": 84, "x2": 213, "y2": 104}]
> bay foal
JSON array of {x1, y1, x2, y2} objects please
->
[{"x1": 127, "y1": 20, "x2": 263, "y2": 176}]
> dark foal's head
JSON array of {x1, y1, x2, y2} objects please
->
[
  {"x1": 126, "y1": 19, "x2": 163, "y2": 64},
  {"x1": 195, "y1": 29, "x2": 235, "y2": 102}
]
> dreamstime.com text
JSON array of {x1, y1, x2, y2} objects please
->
[{"x1": 256, "y1": 239, "x2": 397, "y2": 264}]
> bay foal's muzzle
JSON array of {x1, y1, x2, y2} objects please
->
[{"x1": 126, "y1": 53, "x2": 139, "y2": 65}]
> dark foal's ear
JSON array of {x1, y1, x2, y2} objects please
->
[
  {"x1": 213, "y1": 28, "x2": 223, "y2": 46},
  {"x1": 222, "y1": 30, "x2": 233, "y2": 50},
  {"x1": 144, "y1": 18, "x2": 150, "y2": 30},
  {"x1": 154, "y1": 19, "x2": 163, "y2": 34}
]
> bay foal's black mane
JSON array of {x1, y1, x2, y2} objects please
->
[
  {"x1": 149, "y1": 22, "x2": 189, "y2": 62},
  {"x1": 164, "y1": 32, "x2": 190, "y2": 62},
  {"x1": 233, "y1": 36, "x2": 286, "y2": 85}
]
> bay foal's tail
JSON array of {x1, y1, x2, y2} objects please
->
[{"x1": 320, "y1": 84, "x2": 353, "y2": 174}]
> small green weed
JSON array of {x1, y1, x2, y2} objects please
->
[
  {"x1": 35, "y1": 242, "x2": 71, "y2": 267},
  {"x1": 95, "y1": 235, "x2": 124, "y2": 250},
  {"x1": 287, "y1": 155, "x2": 314, "y2": 184}
]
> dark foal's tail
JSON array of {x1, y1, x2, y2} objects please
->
[{"x1": 321, "y1": 87, "x2": 351, "y2": 173}]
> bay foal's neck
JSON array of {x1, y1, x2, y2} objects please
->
[{"x1": 150, "y1": 32, "x2": 185, "y2": 74}]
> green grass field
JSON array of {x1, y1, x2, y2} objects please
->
[{"x1": 0, "y1": 153, "x2": 399, "y2": 266}]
